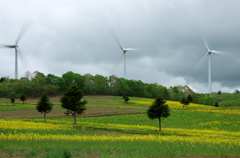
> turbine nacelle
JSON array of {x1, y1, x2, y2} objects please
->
[
  {"x1": 9, "y1": 45, "x2": 18, "y2": 49},
  {"x1": 207, "y1": 50, "x2": 212, "y2": 55}
]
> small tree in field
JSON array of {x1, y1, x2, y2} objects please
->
[
  {"x1": 36, "y1": 93, "x2": 53, "y2": 123},
  {"x1": 147, "y1": 96, "x2": 170, "y2": 132},
  {"x1": 123, "y1": 95, "x2": 129, "y2": 104},
  {"x1": 20, "y1": 95, "x2": 26, "y2": 105},
  {"x1": 11, "y1": 97, "x2": 15, "y2": 105},
  {"x1": 180, "y1": 97, "x2": 190, "y2": 108},
  {"x1": 60, "y1": 85, "x2": 87, "y2": 125}
]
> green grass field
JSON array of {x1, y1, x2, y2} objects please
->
[{"x1": 0, "y1": 96, "x2": 239, "y2": 157}]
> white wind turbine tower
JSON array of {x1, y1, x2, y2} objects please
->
[
  {"x1": 0, "y1": 19, "x2": 32, "y2": 79},
  {"x1": 197, "y1": 40, "x2": 226, "y2": 94},
  {"x1": 110, "y1": 31, "x2": 138, "y2": 78}
]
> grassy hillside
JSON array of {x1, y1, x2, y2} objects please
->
[
  {"x1": 0, "y1": 96, "x2": 239, "y2": 157},
  {"x1": 212, "y1": 93, "x2": 240, "y2": 107}
]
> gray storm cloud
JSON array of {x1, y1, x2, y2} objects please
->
[{"x1": 0, "y1": 0, "x2": 239, "y2": 93}]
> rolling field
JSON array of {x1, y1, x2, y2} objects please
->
[{"x1": 0, "y1": 96, "x2": 239, "y2": 158}]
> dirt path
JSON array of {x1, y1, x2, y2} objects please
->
[{"x1": 0, "y1": 107, "x2": 145, "y2": 119}]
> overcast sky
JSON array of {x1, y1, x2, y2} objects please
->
[{"x1": 0, "y1": 0, "x2": 240, "y2": 93}]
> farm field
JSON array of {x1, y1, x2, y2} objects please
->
[{"x1": 0, "y1": 96, "x2": 239, "y2": 158}]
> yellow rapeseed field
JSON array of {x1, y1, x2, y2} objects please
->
[
  {"x1": 189, "y1": 109, "x2": 240, "y2": 115},
  {"x1": 0, "y1": 119, "x2": 72, "y2": 130},
  {"x1": 0, "y1": 132, "x2": 239, "y2": 145},
  {"x1": 130, "y1": 100, "x2": 216, "y2": 110}
]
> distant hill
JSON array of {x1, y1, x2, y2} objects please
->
[{"x1": 212, "y1": 93, "x2": 240, "y2": 107}]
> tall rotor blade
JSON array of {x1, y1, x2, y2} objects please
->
[
  {"x1": 125, "y1": 48, "x2": 138, "y2": 51},
  {"x1": 0, "y1": 44, "x2": 12, "y2": 48},
  {"x1": 15, "y1": 18, "x2": 33, "y2": 44},
  {"x1": 203, "y1": 39, "x2": 210, "y2": 51},
  {"x1": 109, "y1": 30, "x2": 124, "y2": 50},
  {"x1": 111, "y1": 53, "x2": 124, "y2": 75},
  {"x1": 211, "y1": 50, "x2": 230, "y2": 56},
  {"x1": 18, "y1": 48, "x2": 33, "y2": 74},
  {"x1": 195, "y1": 53, "x2": 208, "y2": 70}
]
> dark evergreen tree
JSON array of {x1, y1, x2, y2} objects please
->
[
  {"x1": 180, "y1": 97, "x2": 190, "y2": 108},
  {"x1": 215, "y1": 102, "x2": 219, "y2": 107},
  {"x1": 60, "y1": 85, "x2": 87, "y2": 125},
  {"x1": 0, "y1": 77, "x2": 5, "y2": 83},
  {"x1": 36, "y1": 93, "x2": 53, "y2": 123},
  {"x1": 20, "y1": 95, "x2": 26, "y2": 105},
  {"x1": 123, "y1": 95, "x2": 129, "y2": 104},
  {"x1": 147, "y1": 96, "x2": 170, "y2": 132},
  {"x1": 187, "y1": 94, "x2": 193, "y2": 102},
  {"x1": 11, "y1": 97, "x2": 15, "y2": 105}
]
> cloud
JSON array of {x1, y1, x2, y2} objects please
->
[{"x1": 0, "y1": 0, "x2": 240, "y2": 93}]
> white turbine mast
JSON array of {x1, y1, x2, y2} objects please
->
[{"x1": 197, "y1": 39, "x2": 226, "y2": 94}]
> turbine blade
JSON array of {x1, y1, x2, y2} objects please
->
[
  {"x1": 109, "y1": 29, "x2": 124, "y2": 50},
  {"x1": 15, "y1": 18, "x2": 33, "y2": 44},
  {"x1": 203, "y1": 39, "x2": 210, "y2": 51},
  {"x1": 211, "y1": 50, "x2": 229, "y2": 56},
  {"x1": 0, "y1": 44, "x2": 12, "y2": 48},
  {"x1": 195, "y1": 53, "x2": 208, "y2": 70},
  {"x1": 111, "y1": 53, "x2": 124, "y2": 75},
  {"x1": 125, "y1": 48, "x2": 138, "y2": 51},
  {"x1": 18, "y1": 48, "x2": 33, "y2": 74}
]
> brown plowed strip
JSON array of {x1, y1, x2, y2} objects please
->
[{"x1": 0, "y1": 107, "x2": 145, "y2": 119}]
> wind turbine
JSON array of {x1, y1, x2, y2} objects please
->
[
  {"x1": 110, "y1": 31, "x2": 137, "y2": 78},
  {"x1": 197, "y1": 40, "x2": 225, "y2": 94},
  {"x1": 0, "y1": 19, "x2": 32, "y2": 79}
]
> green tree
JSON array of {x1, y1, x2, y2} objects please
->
[
  {"x1": 92, "y1": 74, "x2": 109, "y2": 95},
  {"x1": 158, "y1": 85, "x2": 170, "y2": 100},
  {"x1": 60, "y1": 85, "x2": 87, "y2": 125},
  {"x1": 20, "y1": 95, "x2": 26, "y2": 105},
  {"x1": 187, "y1": 94, "x2": 193, "y2": 102},
  {"x1": 45, "y1": 73, "x2": 60, "y2": 85},
  {"x1": 218, "y1": 91, "x2": 222, "y2": 95},
  {"x1": 83, "y1": 73, "x2": 96, "y2": 95},
  {"x1": 108, "y1": 75, "x2": 118, "y2": 95},
  {"x1": 147, "y1": 96, "x2": 171, "y2": 132},
  {"x1": 61, "y1": 71, "x2": 85, "y2": 92},
  {"x1": 180, "y1": 97, "x2": 190, "y2": 108},
  {"x1": 123, "y1": 95, "x2": 129, "y2": 104},
  {"x1": 144, "y1": 83, "x2": 159, "y2": 98},
  {"x1": 234, "y1": 89, "x2": 239, "y2": 94},
  {"x1": 43, "y1": 85, "x2": 60, "y2": 96},
  {"x1": 11, "y1": 97, "x2": 15, "y2": 105},
  {"x1": 11, "y1": 79, "x2": 36, "y2": 97},
  {"x1": 115, "y1": 77, "x2": 130, "y2": 96},
  {"x1": 169, "y1": 86, "x2": 183, "y2": 101},
  {"x1": 172, "y1": 86, "x2": 179, "y2": 94},
  {"x1": 32, "y1": 71, "x2": 46, "y2": 95},
  {"x1": 24, "y1": 71, "x2": 33, "y2": 81},
  {"x1": 0, "y1": 82, "x2": 9, "y2": 97},
  {"x1": 215, "y1": 102, "x2": 219, "y2": 107},
  {"x1": 36, "y1": 93, "x2": 53, "y2": 123}
]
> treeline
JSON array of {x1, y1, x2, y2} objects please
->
[
  {"x1": 0, "y1": 71, "x2": 216, "y2": 106},
  {"x1": 212, "y1": 91, "x2": 240, "y2": 107}
]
